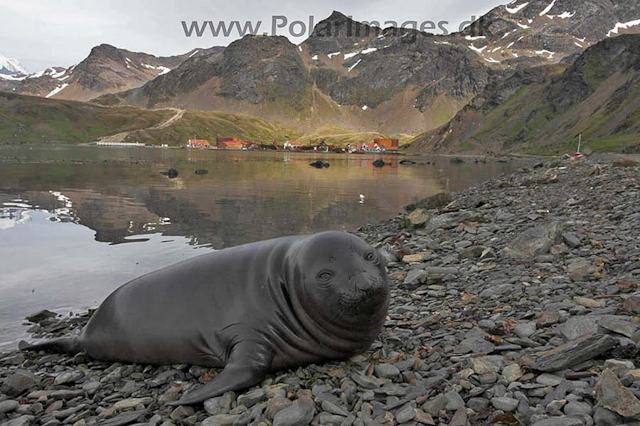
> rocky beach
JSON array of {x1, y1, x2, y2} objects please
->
[{"x1": 1, "y1": 155, "x2": 639, "y2": 426}]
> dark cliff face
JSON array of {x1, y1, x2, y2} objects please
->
[
  {"x1": 141, "y1": 36, "x2": 311, "y2": 109},
  {"x1": 299, "y1": 11, "x2": 494, "y2": 109},
  {"x1": 216, "y1": 36, "x2": 310, "y2": 106},
  {"x1": 304, "y1": 11, "x2": 379, "y2": 56},
  {"x1": 316, "y1": 32, "x2": 490, "y2": 109},
  {"x1": 140, "y1": 53, "x2": 223, "y2": 105}
]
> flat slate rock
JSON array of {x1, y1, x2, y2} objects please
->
[
  {"x1": 598, "y1": 316, "x2": 639, "y2": 338},
  {"x1": 503, "y1": 222, "x2": 562, "y2": 262},
  {"x1": 595, "y1": 368, "x2": 640, "y2": 419},
  {"x1": 101, "y1": 409, "x2": 149, "y2": 426},
  {"x1": 531, "y1": 334, "x2": 616, "y2": 372},
  {"x1": 559, "y1": 316, "x2": 599, "y2": 340}
]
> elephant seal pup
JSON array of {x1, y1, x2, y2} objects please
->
[{"x1": 21, "y1": 231, "x2": 390, "y2": 405}]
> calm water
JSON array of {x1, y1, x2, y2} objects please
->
[{"x1": 0, "y1": 145, "x2": 527, "y2": 349}]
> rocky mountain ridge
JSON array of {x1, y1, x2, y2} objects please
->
[
  {"x1": 409, "y1": 33, "x2": 640, "y2": 155},
  {"x1": 0, "y1": 45, "x2": 224, "y2": 102},
  {"x1": 459, "y1": 0, "x2": 640, "y2": 67}
]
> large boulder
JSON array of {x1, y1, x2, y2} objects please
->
[
  {"x1": 503, "y1": 222, "x2": 562, "y2": 262},
  {"x1": 406, "y1": 209, "x2": 430, "y2": 229},
  {"x1": 403, "y1": 192, "x2": 452, "y2": 213},
  {"x1": 1, "y1": 370, "x2": 39, "y2": 397}
]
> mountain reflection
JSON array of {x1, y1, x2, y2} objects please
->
[{"x1": 0, "y1": 147, "x2": 524, "y2": 249}]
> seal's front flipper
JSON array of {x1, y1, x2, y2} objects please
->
[{"x1": 168, "y1": 341, "x2": 273, "y2": 406}]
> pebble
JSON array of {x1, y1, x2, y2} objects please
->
[
  {"x1": 373, "y1": 363, "x2": 400, "y2": 379},
  {"x1": 394, "y1": 403, "x2": 415, "y2": 423},
  {"x1": 201, "y1": 414, "x2": 239, "y2": 426},
  {"x1": 491, "y1": 397, "x2": 520, "y2": 411},
  {"x1": 272, "y1": 403, "x2": 313, "y2": 426},
  {"x1": 0, "y1": 400, "x2": 19, "y2": 414},
  {"x1": 563, "y1": 401, "x2": 592, "y2": 416}
]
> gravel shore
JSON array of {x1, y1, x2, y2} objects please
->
[{"x1": 1, "y1": 156, "x2": 639, "y2": 426}]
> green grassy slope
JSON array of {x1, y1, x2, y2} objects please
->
[
  {"x1": 0, "y1": 92, "x2": 173, "y2": 144},
  {"x1": 0, "y1": 92, "x2": 299, "y2": 146},
  {"x1": 130, "y1": 110, "x2": 300, "y2": 145}
]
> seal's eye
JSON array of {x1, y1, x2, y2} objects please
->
[
  {"x1": 317, "y1": 270, "x2": 333, "y2": 283},
  {"x1": 364, "y1": 252, "x2": 376, "y2": 262}
]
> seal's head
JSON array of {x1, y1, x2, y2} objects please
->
[{"x1": 287, "y1": 231, "x2": 389, "y2": 349}]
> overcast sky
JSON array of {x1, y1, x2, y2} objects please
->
[{"x1": 1, "y1": 0, "x2": 507, "y2": 72}]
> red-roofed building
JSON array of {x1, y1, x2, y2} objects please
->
[
  {"x1": 220, "y1": 141, "x2": 244, "y2": 150},
  {"x1": 357, "y1": 142, "x2": 382, "y2": 152},
  {"x1": 216, "y1": 137, "x2": 244, "y2": 150},
  {"x1": 284, "y1": 141, "x2": 302, "y2": 151},
  {"x1": 374, "y1": 138, "x2": 399, "y2": 151},
  {"x1": 187, "y1": 139, "x2": 211, "y2": 149}
]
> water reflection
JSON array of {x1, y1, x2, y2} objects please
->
[
  {"x1": 0, "y1": 204, "x2": 32, "y2": 230},
  {"x1": 0, "y1": 149, "x2": 455, "y2": 248}
]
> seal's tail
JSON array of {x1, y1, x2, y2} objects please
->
[{"x1": 19, "y1": 336, "x2": 82, "y2": 355}]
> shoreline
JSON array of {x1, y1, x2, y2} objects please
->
[{"x1": 1, "y1": 155, "x2": 639, "y2": 426}]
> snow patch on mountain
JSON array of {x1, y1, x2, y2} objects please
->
[
  {"x1": 348, "y1": 59, "x2": 362, "y2": 72},
  {"x1": 539, "y1": 0, "x2": 556, "y2": 17},
  {"x1": 535, "y1": 49, "x2": 556, "y2": 58},
  {"x1": 555, "y1": 11, "x2": 575, "y2": 19},
  {"x1": 46, "y1": 83, "x2": 69, "y2": 98},
  {"x1": 505, "y1": 2, "x2": 528, "y2": 14},
  {"x1": 469, "y1": 44, "x2": 488, "y2": 53},
  {"x1": 27, "y1": 68, "x2": 63, "y2": 79},
  {"x1": 607, "y1": 20, "x2": 640, "y2": 37}
]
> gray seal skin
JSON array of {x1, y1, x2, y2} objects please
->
[{"x1": 21, "y1": 231, "x2": 390, "y2": 406}]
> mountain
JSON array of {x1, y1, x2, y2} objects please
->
[
  {"x1": 0, "y1": 53, "x2": 26, "y2": 75},
  {"x1": 409, "y1": 34, "x2": 640, "y2": 155},
  {"x1": 301, "y1": 12, "x2": 491, "y2": 134},
  {"x1": 95, "y1": 13, "x2": 494, "y2": 134},
  {"x1": 5, "y1": 3, "x2": 640, "y2": 145},
  {"x1": 458, "y1": 0, "x2": 640, "y2": 67},
  {"x1": 95, "y1": 4, "x2": 640, "y2": 136},
  {"x1": 94, "y1": 35, "x2": 342, "y2": 131},
  {"x1": 0, "y1": 45, "x2": 224, "y2": 102}
]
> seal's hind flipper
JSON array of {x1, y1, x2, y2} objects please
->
[
  {"x1": 168, "y1": 341, "x2": 273, "y2": 406},
  {"x1": 19, "y1": 337, "x2": 81, "y2": 355}
]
